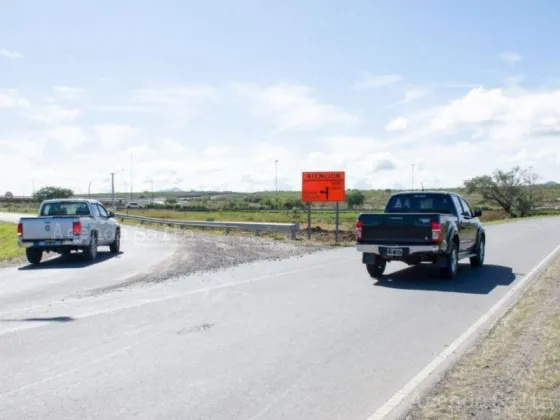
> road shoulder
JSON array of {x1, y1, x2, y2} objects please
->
[{"x1": 400, "y1": 255, "x2": 560, "y2": 420}]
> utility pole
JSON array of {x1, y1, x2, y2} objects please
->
[
  {"x1": 411, "y1": 164, "x2": 415, "y2": 190},
  {"x1": 88, "y1": 180, "x2": 94, "y2": 198},
  {"x1": 130, "y1": 152, "x2": 133, "y2": 202},
  {"x1": 146, "y1": 178, "x2": 154, "y2": 202},
  {"x1": 110, "y1": 172, "x2": 116, "y2": 208},
  {"x1": 274, "y1": 159, "x2": 278, "y2": 209}
]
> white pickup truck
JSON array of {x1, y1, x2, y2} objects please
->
[{"x1": 17, "y1": 198, "x2": 121, "y2": 265}]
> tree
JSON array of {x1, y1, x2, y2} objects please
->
[
  {"x1": 463, "y1": 166, "x2": 542, "y2": 217},
  {"x1": 34, "y1": 186, "x2": 74, "y2": 202},
  {"x1": 345, "y1": 189, "x2": 365, "y2": 209},
  {"x1": 165, "y1": 197, "x2": 178, "y2": 205}
]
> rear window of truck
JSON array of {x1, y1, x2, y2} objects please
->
[
  {"x1": 385, "y1": 194, "x2": 455, "y2": 214},
  {"x1": 40, "y1": 202, "x2": 91, "y2": 216}
]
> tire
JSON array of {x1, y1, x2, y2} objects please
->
[
  {"x1": 26, "y1": 248, "x2": 43, "y2": 265},
  {"x1": 470, "y1": 236, "x2": 485, "y2": 268},
  {"x1": 109, "y1": 229, "x2": 120, "y2": 253},
  {"x1": 440, "y1": 241, "x2": 459, "y2": 279},
  {"x1": 83, "y1": 234, "x2": 98, "y2": 262},
  {"x1": 366, "y1": 259, "x2": 387, "y2": 278}
]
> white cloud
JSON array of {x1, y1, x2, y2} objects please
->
[
  {"x1": 46, "y1": 125, "x2": 88, "y2": 149},
  {"x1": 0, "y1": 89, "x2": 30, "y2": 109},
  {"x1": 92, "y1": 85, "x2": 217, "y2": 129},
  {"x1": 500, "y1": 52, "x2": 522, "y2": 64},
  {"x1": 354, "y1": 74, "x2": 402, "y2": 89},
  {"x1": 131, "y1": 85, "x2": 216, "y2": 107},
  {"x1": 27, "y1": 105, "x2": 81, "y2": 124},
  {"x1": 385, "y1": 116, "x2": 408, "y2": 132},
  {"x1": 1, "y1": 79, "x2": 560, "y2": 195},
  {"x1": 53, "y1": 86, "x2": 86, "y2": 100},
  {"x1": 92, "y1": 124, "x2": 140, "y2": 150},
  {"x1": 373, "y1": 159, "x2": 397, "y2": 172},
  {"x1": 0, "y1": 48, "x2": 22, "y2": 59},
  {"x1": 233, "y1": 82, "x2": 359, "y2": 131},
  {"x1": 401, "y1": 87, "x2": 428, "y2": 103}
]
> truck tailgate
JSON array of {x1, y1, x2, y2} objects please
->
[
  {"x1": 358, "y1": 213, "x2": 439, "y2": 244},
  {"x1": 20, "y1": 217, "x2": 77, "y2": 241}
]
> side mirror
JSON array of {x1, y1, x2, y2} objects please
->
[
  {"x1": 473, "y1": 208, "x2": 482, "y2": 217},
  {"x1": 108, "y1": 211, "x2": 115, "y2": 218}
]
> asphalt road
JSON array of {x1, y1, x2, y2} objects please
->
[{"x1": 1, "y1": 212, "x2": 559, "y2": 420}]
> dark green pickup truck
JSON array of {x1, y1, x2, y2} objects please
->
[{"x1": 355, "y1": 191, "x2": 486, "y2": 279}]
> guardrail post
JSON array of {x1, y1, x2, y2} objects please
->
[
  {"x1": 255, "y1": 230, "x2": 260, "y2": 237},
  {"x1": 224, "y1": 228, "x2": 231, "y2": 235},
  {"x1": 289, "y1": 229, "x2": 297, "y2": 240}
]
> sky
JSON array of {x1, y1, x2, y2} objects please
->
[{"x1": 1, "y1": 0, "x2": 560, "y2": 196}]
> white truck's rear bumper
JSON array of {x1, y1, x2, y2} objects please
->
[{"x1": 18, "y1": 236, "x2": 90, "y2": 248}]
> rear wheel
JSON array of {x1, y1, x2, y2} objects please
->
[
  {"x1": 470, "y1": 237, "x2": 485, "y2": 268},
  {"x1": 25, "y1": 248, "x2": 43, "y2": 265},
  {"x1": 440, "y1": 242, "x2": 459, "y2": 279},
  {"x1": 83, "y1": 234, "x2": 98, "y2": 262},
  {"x1": 109, "y1": 229, "x2": 120, "y2": 253},
  {"x1": 366, "y1": 259, "x2": 387, "y2": 278}
]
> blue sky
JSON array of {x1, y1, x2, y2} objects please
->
[{"x1": 1, "y1": 0, "x2": 559, "y2": 194}]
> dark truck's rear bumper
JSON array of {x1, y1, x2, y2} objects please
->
[
  {"x1": 356, "y1": 242, "x2": 447, "y2": 265},
  {"x1": 356, "y1": 243, "x2": 440, "y2": 254}
]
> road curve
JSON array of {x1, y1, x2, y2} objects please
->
[
  {"x1": 0, "y1": 212, "x2": 179, "y2": 316},
  {"x1": 0, "y1": 215, "x2": 559, "y2": 420}
]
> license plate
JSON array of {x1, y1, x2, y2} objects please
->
[{"x1": 386, "y1": 248, "x2": 403, "y2": 256}]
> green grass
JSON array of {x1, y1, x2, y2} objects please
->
[{"x1": 0, "y1": 222, "x2": 23, "y2": 262}]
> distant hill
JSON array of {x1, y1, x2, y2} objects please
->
[
  {"x1": 544, "y1": 181, "x2": 558, "y2": 186},
  {"x1": 159, "y1": 187, "x2": 183, "y2": 193}
]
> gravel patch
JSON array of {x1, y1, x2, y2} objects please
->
[{"x1": 92, "y1": 230, "x2": 327, "y2": 294}]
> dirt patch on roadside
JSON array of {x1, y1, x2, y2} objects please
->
[
  {"x1": 401, "y1": 256, "x2": 560, "y2": 420},
  {"x1": 91, "y1": 230, "x2": 328, "y2": 294}
]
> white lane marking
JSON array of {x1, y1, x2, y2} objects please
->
[
  {"x1": 366, "y1": 242, "x2": 560, "y2": 420},
  {"x1": 0, "y1": 254, "x2": 356, "y2": 336}
]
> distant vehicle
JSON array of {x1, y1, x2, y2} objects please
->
[
  {"x1": 17, "y1": 198, "x2": 121, "y2": 265},
  {"x1": 355, "y1": 191, "x2": 485, "y2": 279},
  {"x1": 125, "y1": 202, "x2": 144, "y2": 209}
]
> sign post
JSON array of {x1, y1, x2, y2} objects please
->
[
  {"x1": 335, "y1": 202, "x2": 340, "y2": 242},
  {"x1": 301, "y1": 171, "x2": 346, "y2": 242},
  {"x1": 307, "y1": 202, "x2": 311, "y2": 239}
]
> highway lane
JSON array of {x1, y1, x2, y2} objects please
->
[
  {"x1": 0, "y1": 212, "x2": 179, "y2": 316},
  {"x1": 0, "y1": 216, "x2": 559, "y2": 420}
]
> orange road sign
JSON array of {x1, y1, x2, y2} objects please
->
[{"x1": 301, "y1": 171, "x2": 346, "y2": 202}]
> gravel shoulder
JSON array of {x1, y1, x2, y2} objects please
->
[
  {"x1": 401, "y1": 256, "x2": 560, "y2": 420},
  {"x1": 91, "y1": 227, "x2": 328, "y2": 294}
]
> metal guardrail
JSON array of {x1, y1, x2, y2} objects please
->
[{"x1": 115, "y1": 213, "x2": 300, "y2": 240}]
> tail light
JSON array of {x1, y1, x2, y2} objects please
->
[
  {"x1": 431, "y1": 220, "x2": 442, "y2": 242},
  {"x1": 356, "y1": 220, "x2": 363, "y2": 241},
  {"x1": 72, "y1": 221, "x2": 82, "y2": 236},
  {"x1": 17, "y1": 223, "x2": 23, "y2": 237}
]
